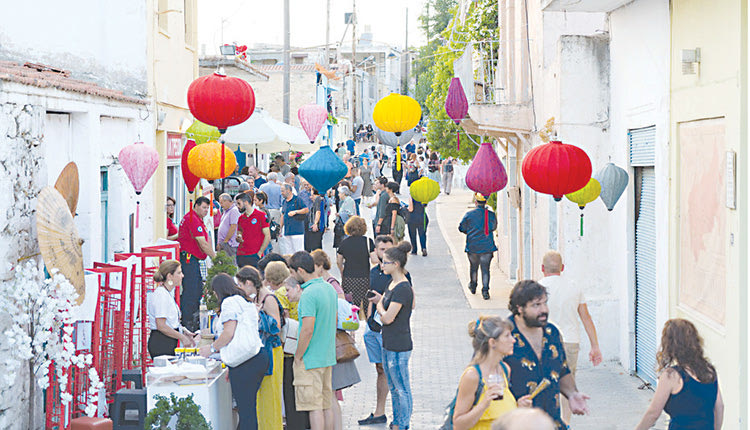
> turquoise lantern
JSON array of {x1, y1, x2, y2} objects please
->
[
  {"x1": 594, "y1": 162, "x2": 629, "y2": 211},
  {"x1": 298, "y1": 145, "x2": 348, "y2": 192}
]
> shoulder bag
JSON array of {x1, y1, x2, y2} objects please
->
[
  {"x1": 335, "y1": 329, "x2": 360, "y2": 362},
  {"x1": 281, "y1": 317, "x2": 299, "y2": 355},
  {"x1": 220, "y1": 296, "x2": 263, "y2": 368}
]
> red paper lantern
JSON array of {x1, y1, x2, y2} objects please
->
[
  {"x1": 521, "y1": 140, "x2": 592, "y2": 201},
  {"x1": 187, "y1": 71, "x2": 255, "y2": 133},
  {"x1": 445, "y1": 77, "x2": 469, "y2": 150},
  {"x1": 181, "y1": 139, "x2": 200, "y2": 193}
]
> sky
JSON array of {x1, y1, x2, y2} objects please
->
[{"x1": 198, "y1": 0, "x2": 429, "y2": 55}]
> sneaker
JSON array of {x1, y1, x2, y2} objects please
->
[
  {"x1": 422, "y1": 249, "x2": 427, "y2": 256},
  {"x1": 468, "y1": 282, "x2": 477, "y2": 294},
  {"x1": 482, "y1": 290, "x2": 490, "y2": 300},
  {"x1": 359, "y1": 413, "x2": 387, "y2": 425}
]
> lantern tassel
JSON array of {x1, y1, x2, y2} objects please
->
[
  {"x1": 136, "y1": 200, "x2": 140, "y2": 229},
  {"x1": 484, "y1": 207, "x2": 490, "y2": 236},
  {"x1": 580, "y1": 213, "x2": 584, "y2": 237},
  {"x1": 457, "y1": 130, "x2": 460, "y2": 151},
  {"x1": 210, "y1": 192, "x2": 214, "y2": 216},
  {"x1": 220, "y1": 143, "x2": 226, "y2": 179},
  {"x1": 396, "y1": 146, "x2": 402, "y2": 172}
]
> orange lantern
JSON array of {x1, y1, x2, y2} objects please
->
[{"x1": 187, "y1": 141, "x2": 237, "y2": 180}]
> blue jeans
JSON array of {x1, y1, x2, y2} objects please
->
[
  {"x1": 228, "y1": 347, "x2": 270, "y2": 430},
  {"x1": 407, "y1": 223, "x2": 426, "y2": 253},
  {"x1": 354, "y1": 198, "x2": 361, "y2": 215},
  {"x1": 382, "y1": 349, "x2": 412, "y2": 429}
]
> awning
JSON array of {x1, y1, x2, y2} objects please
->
[{"x1": 223, "y1": 110, "x2": 317, "y2": 154}]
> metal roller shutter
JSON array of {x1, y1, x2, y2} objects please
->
[{"x1": 634, "y1": 168, "x2": 657, "y2": 385}]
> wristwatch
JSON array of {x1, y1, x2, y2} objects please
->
[{"x1": 210, "y1": 344, "x2": 217, "y2": 354}]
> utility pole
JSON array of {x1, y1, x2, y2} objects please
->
[
  {"x1": 283, "y1": 0, "x2": 290, "y2": 124},
  {"x1": 402, "y1": 7, "x2": 408, "y2": 95},
  {"x1": 350, "y1": 0, "x2": 357, "y2": 138},
  {"x1": 325, "y1": 0, "x2": 331, "y2": 65}
]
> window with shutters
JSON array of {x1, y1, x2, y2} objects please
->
[
  {"x1": 184, "y1": 0, "x2": 195, "y2": 48},
  {"x1": 158, "y1": 0, "x2": 169, "y2": 34}
]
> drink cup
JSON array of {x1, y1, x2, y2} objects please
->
[{"x1": 486, "y1": 374, "x2": 505, "y2": 400}]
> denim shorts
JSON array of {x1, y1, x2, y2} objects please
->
[{"x1": 363, "y1": 324, "x2": 383, "y2": 364}]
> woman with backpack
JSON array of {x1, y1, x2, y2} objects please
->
[
  {"x1": 236, "y1": 266, "x2": 284, "y2": 430},
  {"x1": 376, "y1": 182, "x2": 405, "y2": 242},
  {"x1": 449, "y1": 316, "x2": 532, "y2": 430}
]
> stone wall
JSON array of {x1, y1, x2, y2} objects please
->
[{"x1": 0, "y1": 102, "x2": 46, "y2": 428}]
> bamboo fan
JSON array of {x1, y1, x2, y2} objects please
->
[
  {"x1": 54, "y1": 162, "x2": 79, "y2": 216},
  {"x1": 36, "y1": 186, "x2": 85, "y2": 304}
]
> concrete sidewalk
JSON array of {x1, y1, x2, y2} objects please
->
[
  {"x1": 335, "y1": 185, "x2": 667, "y2": 429},
  {"x1": 434, "y1": 189, "x2": 515, "y2": 309}
]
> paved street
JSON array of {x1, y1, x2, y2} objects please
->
[{"x1": 328, "y1": 188, "x2": 667, "y2": 429}]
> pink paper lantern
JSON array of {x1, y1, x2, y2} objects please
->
[
  {"x1": 465, "y1": 142, "x2": 508, "y2": 235},
  {"x1": 298, "y1": 104, "x2": 328, "y2": 143},
  {"x1": 445, "y1": 77, "x2": 469, "y2": 150},
  {"x1": 119, "y1": 141, "x2": 159, "y2": 227}
]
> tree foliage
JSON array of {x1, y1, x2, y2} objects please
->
[{"x1": 414, "y1": 0, "x2": 499, "y2": 162}]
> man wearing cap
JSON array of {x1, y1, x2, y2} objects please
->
[
  {"x1": 458, "y1": 193, "x2": 497, "y2": 300},
  {"x1": 178, "y1": 196, "x2": 216, "y2": 331}
]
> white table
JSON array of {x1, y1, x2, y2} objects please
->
[{"x1": 146, "y1": 362, "x2": 235, "y2": 430}]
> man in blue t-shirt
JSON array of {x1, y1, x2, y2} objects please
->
[
  {"x1": 346, "y1": 138, "x2": 356, "y2": 155},
  {"x1": 458, "y1": 193, "x2": 498, "y2": 300},
  {"x1": 405, "y1": 141, "x2": 416, "y2": 154},
  {"x1": 280, "y1": 184, "x2": 308, "y2": 255}
]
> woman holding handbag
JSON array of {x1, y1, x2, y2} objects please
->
[{"x1": 199, "y1": 274, "x2": 268, "y2": 430}]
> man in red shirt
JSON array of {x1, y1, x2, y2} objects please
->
[
  {"x1": 177, "y1": 196, "x2": 215, "y2": 331},
  {"x1": 235, "y1": 191, "x2": 271, "y2": 268}
]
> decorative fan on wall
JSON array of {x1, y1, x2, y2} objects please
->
[
  {"x1": 54, "y1": 162, "x2": 79, "y2": 216},
  {"x1": 36, "y1": 186, "x2": 85, "y2": 304}
]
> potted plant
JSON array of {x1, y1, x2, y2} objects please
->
[{"x1": 145, "y1": 393, "x2": 212, "y2": 430}]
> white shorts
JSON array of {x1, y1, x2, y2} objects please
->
[{"x1": 279, "y1": 234, "x2": 304, "y2": 255}]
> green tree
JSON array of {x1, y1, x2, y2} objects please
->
[
  {"x1": 202, "y1": 251, "x2": 237, "y2": 311},
  {"x1": 417, "y1": 0, "x2": 499, "y2": 161},
  {"x1": 413, "y1": 0, "x2": 457, "y2": 116}
]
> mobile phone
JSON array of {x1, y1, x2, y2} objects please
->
[{"x1": 366, "y1": 290, "x2": 377, "y2": 299}]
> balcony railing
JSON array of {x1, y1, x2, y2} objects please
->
[{"x1": 453, "y1": 41, "x2": 501, "y2": 105}]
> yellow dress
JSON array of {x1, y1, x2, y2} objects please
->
[
  {"x1": 469, "y1": 370, "x2": 517, "y2": 430},
  {"x1": 256, "y1": 345, "x2": 284, "y2": 429}
]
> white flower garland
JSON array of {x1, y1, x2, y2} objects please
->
[{"x1": 0, "y1": 261, "x2": 103, "y2": 417}]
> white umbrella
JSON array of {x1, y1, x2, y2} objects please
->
[{"x1": 223, "y1": 110, "x2": 316, "y2": 154}]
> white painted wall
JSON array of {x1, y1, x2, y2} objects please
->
[
  {"x1": 608, "y1": 0, "x2": 670, "y2": 372},
  {"x1": 0, "y1": 0, "x2": 147, "y2": 95}
]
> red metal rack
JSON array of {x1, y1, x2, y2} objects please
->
[
  {"x1": 113, "y1": 250, "x2": 172, "y2": 376},
  {"x1": 87, "y1": 264, "x2": 127, "y2": 410}
]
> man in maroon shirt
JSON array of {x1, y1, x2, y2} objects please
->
[
  {"x1": 177, "y1": 196, "x2": 215, "y2": 331},
  {"x1": 235, "y1": 191, "x2": 271, "y2": 268}
]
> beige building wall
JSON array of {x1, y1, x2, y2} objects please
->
[
  {"x1": 670, "y1": 0, "x2": 745, "y2": 425},
  {"x1": 148, "y1": 0, "x2": 198, "y2": 240},
  {"x1": 251, "y1": 67, "x2": 318, "y2": 128}
]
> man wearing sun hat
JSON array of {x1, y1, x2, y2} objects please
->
[{"x1": 458, "y1": 193, "x2": 498, "y2": 300}]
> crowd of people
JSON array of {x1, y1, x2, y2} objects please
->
[{"x1": 153, "y1": 139, "x2": 723, "y2": 430}]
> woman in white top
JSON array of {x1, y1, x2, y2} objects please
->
[
  {"x1": 199, "y1": 273, "x2": 269, "y2": 430},
  {"x1": 147, "y1": 260, "x2": 198, "y2": 358}
]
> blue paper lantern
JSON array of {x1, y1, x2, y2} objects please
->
[
  {"x1": 298, "y1": 145, "x2": 349, "y2": 192},
  {"x1": 593, "y1": 162, "x2": 629, "y2": 211}
]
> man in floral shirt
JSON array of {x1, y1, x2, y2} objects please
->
[{"x1": 504, "y1": 280, "x2": 590, "y2": 429}]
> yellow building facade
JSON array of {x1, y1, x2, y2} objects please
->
[
  {"x1": 669, "y1": 0, "x2": 748, "y2": 426},
  {"x1": 147, "y1": 0, "x2": 198, "y2": 240}
]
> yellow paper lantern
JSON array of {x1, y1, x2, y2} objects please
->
[
  {"x1": 373, "y1": 94, "x2": 422, "y2": 135},
  {"x1": 187, "y1": 140, "x2": 237, "y2": 180},
  {"x1": 565, "y1": 178, "x2": 601, "y2": 209},
  {"x1": 409, "y1": 177, "x2": 440, "y2": 204},
  {"x1": 565, "y1": 178, "x2": 601, "y2": 236}
]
